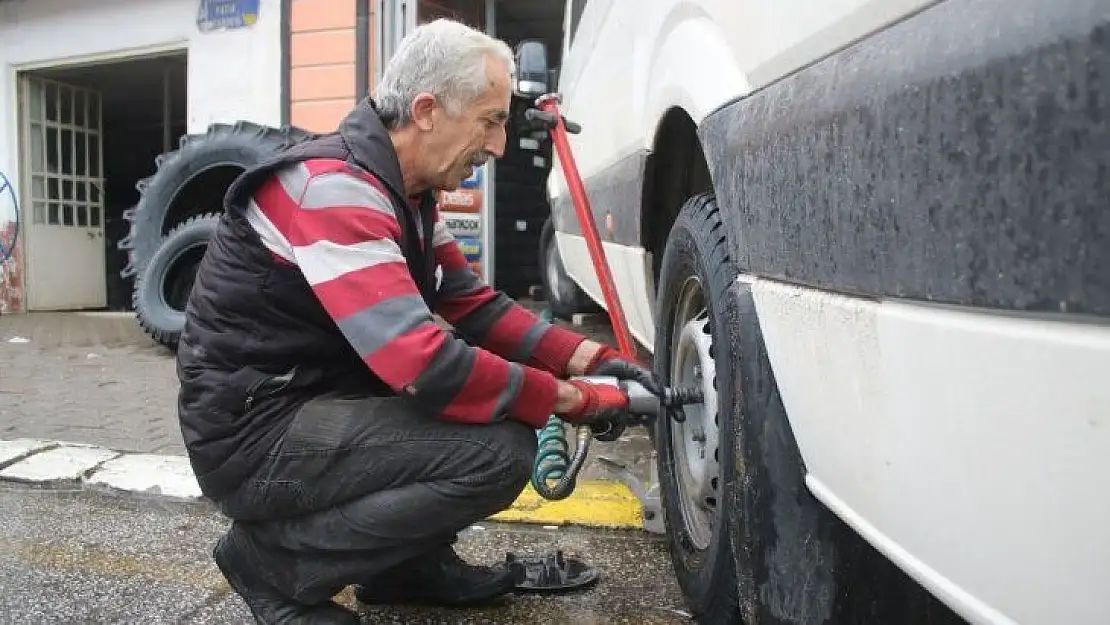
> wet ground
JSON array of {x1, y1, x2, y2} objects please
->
[{"x1": 0, "y1": 483, "x2": 692, "y2": 624}]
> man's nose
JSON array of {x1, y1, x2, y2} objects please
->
[{"x1": 485, "y1": 126, "x2": 507, "y2": 159}]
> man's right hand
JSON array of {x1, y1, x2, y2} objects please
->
[{"x1": 550, "y1": 379, "x2": 630, "y2": 437}]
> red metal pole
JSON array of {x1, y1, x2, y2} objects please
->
[{"x1": 538, "y1": 97, "x2": 639, "y2": 361}]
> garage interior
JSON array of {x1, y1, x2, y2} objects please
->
[{"x1": 27, "y1": 52, "x2": 187, "y2": 311}]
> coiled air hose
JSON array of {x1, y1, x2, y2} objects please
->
[
  {"x1": 531, "y1": 416, "x2": 591, "y2": 501},
  {"x1": 529, "y1": 377, "x2": 703, "y2": 501}
]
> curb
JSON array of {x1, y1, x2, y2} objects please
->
[{"x1": 0, "y1": 438, "x2": 645, "y2": 530}]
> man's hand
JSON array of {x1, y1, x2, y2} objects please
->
[
  {"x1": 583, "y1": 344, "x2": 663, "y2": 398},
  {"x1": 553, "y1": 379, "x2": 586, "y2": 414},
  {"x1": 554, "y1": 378, "x2": 633, "y2": 442},
  {"x1": 554, "y1": 379, "x2": 628, "y2": 422}
]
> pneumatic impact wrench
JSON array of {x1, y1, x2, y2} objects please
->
[{"x1": 530, "y1": 376, "x2": 704, "y2": 502}]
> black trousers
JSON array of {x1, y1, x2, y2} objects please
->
[{"x1": 213, "y1": 393, "x2": 539, "y2": 605}]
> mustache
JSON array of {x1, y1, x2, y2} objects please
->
[{"x1": 469, "y1": 152, "x2": 492, "y2": 167}]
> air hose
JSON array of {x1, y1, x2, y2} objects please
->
[
  {"x1": 529, "y1": 377, "x2": 704, "y2": 501},
  {"x1": 531, "y1": 416, "x2": 592, "y2": 501}
]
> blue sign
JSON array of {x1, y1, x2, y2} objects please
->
[
  {"x1": 197, "y1": 0, "x2": 260, "y2": 32},
  {"x1": 456, "y1": 235, "x2": 481, "y2": 262},
  {"x1": 460, "y1": 165, "x2": 482, "y2": 189}
]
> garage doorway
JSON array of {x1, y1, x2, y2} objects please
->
[{"x1": 18, "y1": 51, "x2": 187, "y2": 311}]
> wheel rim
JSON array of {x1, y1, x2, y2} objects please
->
[{"x1": 669, "y1": 275, "x2": 721, "y2": 551}]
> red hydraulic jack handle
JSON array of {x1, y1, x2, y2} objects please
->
[{"x1": 530, "y1": 93, "x2": 640, "y2": 362}]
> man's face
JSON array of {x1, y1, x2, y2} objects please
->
[{"x1": 420, "y1": 55, "x2": 511, "y2": 191}]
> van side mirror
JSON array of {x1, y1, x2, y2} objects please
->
[{"x1": 514, "y1": 40, "x2": 549, "y2": 97}]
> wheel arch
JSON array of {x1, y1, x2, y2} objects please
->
[{"x1": 642, "y1": 106, "x2": 714, "y2": 286}]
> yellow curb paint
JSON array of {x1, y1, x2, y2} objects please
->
[{"x1": 489, "y1": 480, "x2": 643, "y2": 529}]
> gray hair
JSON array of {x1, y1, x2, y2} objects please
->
[{"x1": 376, "y1": 19, "x2": 515, "y2": 128}]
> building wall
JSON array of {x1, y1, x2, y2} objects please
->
[
  {"x1": 290, "y1": 0, "x2": 362, "y2": 132},
  {"x1": 287, "y1": 0, "x2": 491, "y2": 134},
  {"x1": 0, "y1": 0, "x2": 283, "y2": 313}
]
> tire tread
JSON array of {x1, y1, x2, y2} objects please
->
[{"x1": 132, "y1": 212, "x2": 222, "y2": 349}]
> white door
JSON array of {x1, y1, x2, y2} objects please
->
[{"x1": 20, "y1": 75, "x2": 107, "y2": 310}]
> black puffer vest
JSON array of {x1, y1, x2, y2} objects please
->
[{"x1": 176, "y1": 99, "x2": 437, "y2": 499}]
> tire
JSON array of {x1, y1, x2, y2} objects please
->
[
  {"x1": 538, "y1": 217, "x2": 597, "y2": 320},
  {"x1": 118, "y1": 121, "x2": 312, "y2": 279},
  {"x1": 132, "y1": 213, "x2": 220, "y2": 349},
  {"x1": 653, "y1": 193, "x2": 742, "y2": 624},
  {"x1": 659, "y1": 194, "x2": 969, "y2": 624}
]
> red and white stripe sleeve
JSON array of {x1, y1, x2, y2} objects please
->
[
  {"x1": 430, "y1": 217, "x2": 587, "y2": 378},
  {"x1": 245, "y1": 158, "x2": 559, "y2": 428}
]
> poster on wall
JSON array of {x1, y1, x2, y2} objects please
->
[
  {"x1": 437, "y1": 163, "x2": 485, "y2": 278},
  {"x1": 197, "y1": 0, "x2": 260, "y2": 32}
]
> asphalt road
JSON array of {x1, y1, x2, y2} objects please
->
[{"x1": 0, "y1": 483, "x2": 693, "y2": 624}]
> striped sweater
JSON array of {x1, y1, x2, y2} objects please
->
[{"x1": 243, "y1": 157, "x2": 586, "y2": 428}]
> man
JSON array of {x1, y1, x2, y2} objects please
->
[{"x1": 176, "y1": 18, "x2": 659, "y2": 625}]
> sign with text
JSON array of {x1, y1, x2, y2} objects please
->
[
  {"x1": 197, "y1": 0, "x2": 260, "y2": 32},
  {"x1": 437, "y1": 188, "x2": 482, "y2": 213},
  {"x1": 441, "y1": 211, "x2": 480, "y2": 237}
]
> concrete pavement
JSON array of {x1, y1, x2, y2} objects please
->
[
  {"x1": 0, "y1": 312, "x2": 183, "y2": 455},
  {"x1": 0, "y1": 483, "x2": 692, "y2": 624}
]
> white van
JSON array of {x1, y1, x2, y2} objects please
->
[{"x1": 531, "y1": 1, "x2": 1110, "y2": 623}]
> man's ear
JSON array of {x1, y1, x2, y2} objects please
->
[{"x1": 409, "y1": 93, "x2": 438, "y2": 132}]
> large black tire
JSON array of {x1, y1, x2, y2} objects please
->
[
  {"x1": 132, "y1": 213, "x2": 220, "y2": 349},
  {"x1": 653, "y1": 193, "x2": 742, "y2": 624},
  {"x1": 538, "y1": 217, "x2": 598, "y2": 320},
  {"x1": 118, "y1": 121, "x2": 311, "y2": 279}
]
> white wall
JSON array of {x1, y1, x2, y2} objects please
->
[{"x1": 0, "y1": 0, "x2": 282, "y2": 234}]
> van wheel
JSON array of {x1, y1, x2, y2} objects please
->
[
  {"x1": 653, "y1": 193, "x2": 741, "y2": 623},
  {"x1": 662, "y1": 196, "x2": 969, "y2": 624}
]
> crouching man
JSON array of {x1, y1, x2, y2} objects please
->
[{"x1": 175, "y1": 18, "x2": 658, "y2": 625}]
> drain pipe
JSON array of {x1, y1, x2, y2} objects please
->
[
  {"x1": 280, "y1": 0, "x2": 291, "y2": 125},
  {"x1": 355, "y1": 0, "x2": 371, "y2": 101}
]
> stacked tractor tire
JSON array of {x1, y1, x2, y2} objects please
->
[{"x1": 117, "y1": 121, "x2": 313, "y2": 349}]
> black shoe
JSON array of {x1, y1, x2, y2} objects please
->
[
  {"x1": 354, "y1": 546, "x2": 516, "y2": 607},
  {"x1": 213, "y1": 528, "x2": 361, "y2": 624}
]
